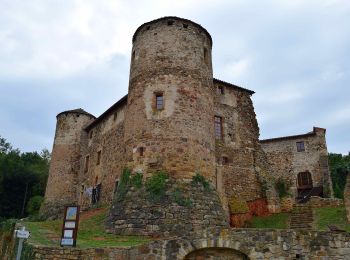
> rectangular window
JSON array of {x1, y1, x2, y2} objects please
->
[
  {"x1": 296, "y1": 141, "x2": 305, "y2": 152},
  {"x1": 89, "y1": 131, "x2": 93, "y2": 139},
  {"x1": 217, "y1": 86, "x2": 224, "y2": 95},
  {"x1": 84, "y1": 155, "x2": 90, "y2": 173},
  {"x1": 96, "y1": 151, "x2": 101, "y2": 165},
  {"x1": 156, "y1": 94, "x2": 164, "y2": 110},
  {"x1": 139, "y1": 147, "x2": 145, "y2": 157},
  {"x1": 214, "y1": 116, "x2": 223, "y2": 139}
]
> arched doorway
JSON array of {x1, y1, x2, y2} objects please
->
[
  {"x1": 297, "y1": 171, "x2": 313, "y2": 200},
  {"x1": 184, "y1": 247, "x2": 250, "y2": 260}
]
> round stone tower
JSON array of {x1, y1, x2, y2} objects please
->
[
  {"x1": 124, "y1": 17, "x2": 216, "y2": 182},
  {"x1": 40, "y1": 109, "x2": 95, "y2": 219}
]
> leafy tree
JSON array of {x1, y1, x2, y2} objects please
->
[
  {"x1": 0, "y1": 135, "x2": 50, "y2": 219},
  {"x1": 328, "y1": 153, "x2": 350, "y2": 199}
]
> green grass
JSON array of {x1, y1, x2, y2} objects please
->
[
  {"x1": 22, "y1": 208, "x2": 150, "y2": 248},
  {"x1": 314, "y1": 206, "x2": 350, "y2": 232},
  {"x1": 248, "y1": 213, "x2": 289, "y2": 229}
]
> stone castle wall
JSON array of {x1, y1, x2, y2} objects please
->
[
  {"x1": 41, "y1": 111, "x2": 95, "y2": 218},
  {"x1": 124, "y1": 17, "x2": 216, "y2": 183},
  {"x1": 261, "y1": 127, "x2": 333, "y2": 198}
]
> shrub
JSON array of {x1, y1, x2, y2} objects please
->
[
  {"x1": 172, "y1": 188, "x2": 192, "y2": 207},
  {"x1": 191, "y1": 172, "x2": 210, "y2": 190},
  {"x1": 145, "y1": 171, "x2": 168, "y2": 202},
  {"x1": 275, "y1": 179, "x2": 290, "y2": 198},
  {"x1": 228, "y1": 197, "x2": 249, "y2": 214},
  {"x1": 130, "y1": 172, "x2": 143, "y2": 189},
  {"x1": 26, "y1": 195, "x2": 44, "y2": 216},
  {"x1": 116, "y1": 168, "x2": 131, "y2": 201}
]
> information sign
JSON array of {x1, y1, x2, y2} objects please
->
[{"x1": 60, "y1": 205, "x2": 80, "y2": 247}]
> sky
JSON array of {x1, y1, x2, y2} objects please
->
[{"x1": 0, "y1": 0, "x2": 349, "y2": 154}]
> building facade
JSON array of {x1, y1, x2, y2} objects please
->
[{"x1": 41, "y1": 17, "x2": 333, "y2": 232}]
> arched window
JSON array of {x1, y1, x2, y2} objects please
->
[{"x1": 297, "y1": 171, "x2": 313, "y2": 188}]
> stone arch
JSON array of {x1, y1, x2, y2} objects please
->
[
  {"x1": 183, "y1": 247, "x2": 250, "y2": 260},
  {"x1": 175, "y1": 237, "x2": 251, "y2": 260}
]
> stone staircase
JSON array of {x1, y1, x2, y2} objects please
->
[{"x1": 289, "y1": 204, "x2": 314, "y2": 229}]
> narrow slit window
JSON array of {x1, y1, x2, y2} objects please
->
[
  {"x1": 217, "y1": 86, "x2": 224, "y2": 95},
  {"x1": 89, "y1": 131, "x2": 93, "y2": 139},
  {"x1": 222, "y1": 156, "x2": 229, "y2": 165},
  {"x1": 214, "y1": 116, "x2": 223, "y2": 139},
  {"x1": 139, "y1": 147, "x2": 145, "y2": 157},
  {"x1": 84, "y1": 155, "x2": 90, "y2": 173},
  {"x1": 96, "y1": 151, "x2": 101, "y2": 165},
  {"x1": 156, "y1": 93, "x2": 164, "y2": 110},
  {"x1": 296, "y1": 141, "x2": 305, "y2": 152}
]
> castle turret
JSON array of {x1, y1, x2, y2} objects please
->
[
  {"x1": 40, "y1": 109, "x2": 95, "y2": 219},
  {"x1": 124, "y1": 17, "x2": 216, "y2": 182}
]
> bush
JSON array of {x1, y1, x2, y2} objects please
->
[
  {"x1": 228, "y1": 197, "x2": 249, "y2": 214},
  {"x1": 172, "y1": 188, "x2": 192, "y2": 207},
  {"x1": 145, "y1": 171, "x2": 168, "y2": 202},
  {"x1": 191, "y1": 173, "x2": 210, "y2": 190},
  {"x1": 275, "y1": 179, "x2": 290, "y2": 199},
  {"x1": 26, "y1": 195, "x2": 44, "y2": 216},
  {"x1": 130, "y1": 172, "x2": 143, "y2": 189},
  {"x1": 115, "y1": 168, "x2": 131, "y2": 201}
]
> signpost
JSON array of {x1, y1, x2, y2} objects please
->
[
  {"x1": 14, "y1": 226, "x2": 30, "y2": 260},
  {"x1": 60, "y1": 205, "x2": 80, "y2": 247}
]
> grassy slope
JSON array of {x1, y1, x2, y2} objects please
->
[
  {"x1": 314, "y1": 207, "x2": 350, "y2": 232},
  {"x1": 23, "y1": 208, "x2": 149, "y2": 248},
  {"x1": 249, "y1": 213, "x2": 289, "y2": 229}
]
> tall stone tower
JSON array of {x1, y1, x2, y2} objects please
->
[
  {"x1": 40, "y1": 109, "x2": 95, "y2": 219},
  {"x1": 124, "y1": 17, "x2": 216, "y2": 182}
]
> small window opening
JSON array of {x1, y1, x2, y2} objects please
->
[
  {"x1": 183, "y1": 23, "x2": 188, "y2": 28},
  {"x1": 203, "y1": 48, "x2": 209, "y2": 65},
  {"x1": 156, "y1": 93, "x2": 164, "y2": 110},
  {"x1": 113, "y1": 112, "x2": 118, "y2": 121},
  {"x1": 97, "y1": 150, "x2": 101, "y2": 165},
  {"x1": 146, "y1": 25, "x2": 150, "y2": 30},
  {"x1": 139, "y1": 147, "x2": 145, "y2": 157},
  {"x1": 167, "y1": 20, "x2": 174, "y2": 26},
  {"x1": 217, "y1": 86, "x2": 224, "y2": 95},
  {"x1": 222, "y1": 156, "x2": 229, "y2": 165},
  {"x1": 84, "y1": 155, "x2": 90, "y2": 173},
  {"x1": 132, "y1": 50, "x2": 135, "y2": 61},
  {"x1": 214, "y1": 116, "x2": 223, "y2": 139},
  {"x1": 114, "y1": 180, "x2": 119, "y2": 194},
  {"x1": 296, "y1": 141, "x2": 305, "y2": 152},
  {"x1": 89, "y1": 131, "x2": 93, "y2": 139}
]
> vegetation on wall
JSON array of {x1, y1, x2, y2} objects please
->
[
  {"x1": 115, "y1": 168, "x2": 131, "y2": 201},
  {"x1": 0, "y1": 135, "x2": 50, "y2": 221},
  {"x1": 145, "y1": 171, "x2": 168, "y2": 202},
  {"x1": 228, "y1": 197, "x2": 249, "y2": 214},
  {"x1": 328, "y1": 153, "x2": 350, "y2": 199},
  {"x1": 191, "y1": 172, "x2": 210, "y2": 191},
  {"x1": 275, "y1": 178, "x2": 290, "y2": 199}
]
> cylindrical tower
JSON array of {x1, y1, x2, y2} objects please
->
[
  {"x1": 124, "y1": 17, "x2": 215, "y2": 181},
  {"x1": 40, "y1": 109, "x2": 95, "y2": 219}
]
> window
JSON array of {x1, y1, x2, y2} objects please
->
[
  {"x1": 167, "y1": 20, "x2": 174, "y2": 26},
  {"x1": 203, "y1": 48, "x2": 208, "y2": 65},
  {"x1": 113, "y1": 112, "x2": 117, "y2": 121},
  {"x1": 89, "y1": 131, "x2": 93, "y2": 139},
  {"x1": 132, "y1": 50, "x2": 135, "y2": 61},
  {"x1": 96, "y1": 151, "x2": 101, "y2": 165},
  {"x1": 214, "y1": 116, "x2": 223, "y2": 139},
  {"x1": 155, "y1": 93, "x2": 164, "y2": 110},
  {"x1": 296, "y1": 141, "x2": 305, "y2": 152},
  {"x1": 217, "y1": 86, "x2": 224, "y2": 95},
  {"x1": 139, "y1": 147, "x2": 145, "y2": 157},
  {"x1": 297, "y1": 171, "x2": 312, "y2": 188},
  {"x1": 84, "y1": 155, "x2": 90, "y2": 173},
  {"x1": 222, "y1": 156, "x2": 229, "y2": 165}
]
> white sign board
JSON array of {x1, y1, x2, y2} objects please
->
[
  {"x1": 16, "y1": 230, "x2": 30, "y2": 239},
  {"x1": 61, "y1": 238, "x2": 74, "y2": 246}
]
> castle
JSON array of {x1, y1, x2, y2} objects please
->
[{"x1": 41, "y1": 17, "x2": 333, "y2": 235}]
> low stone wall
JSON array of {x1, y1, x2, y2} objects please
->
[
  {"x1": 106, "y1": 181, "x2": 229, "y2": 237},
  {"x1": 307, "y1": 196, "x2": 343, "y2": 208},
  {"x1": 18, "y1": 228, "x2": 350, "y2": 259}
]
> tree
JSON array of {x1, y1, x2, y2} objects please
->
[{"x1": 329, "y1": 153, "x2": 350, "y2": 199}]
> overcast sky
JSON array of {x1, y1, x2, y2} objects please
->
[{"x1": 0, "y1": 0, "x2": 349, "y2": 154}]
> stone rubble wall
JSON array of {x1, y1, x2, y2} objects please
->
[
  {"x1": 307, "y1": 196, "x2": 343, "y2": 208},
  {"x1": 18, "y1": 229, "x2": 350, "y2": 260}
]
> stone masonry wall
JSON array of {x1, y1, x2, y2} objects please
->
[
  {"x1": 18, "y1": 229, "x2": 350, "y2": 259},
  {"x1": 41, "y1": 111, "x2": 95, "y2": 219},
  {"x1": 261, "y1": 127, "x2": 333, "y2": 198},
  {"x1": 124, "y1": 17, "x2": 216, "y2": 183},
  {"x1": 79, "y1": 104, "x2": 127, "y2": 210}
]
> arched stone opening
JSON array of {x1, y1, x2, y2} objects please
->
[{"x1": 183, "y1": 247, "x2": 250, "y2": 260}]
